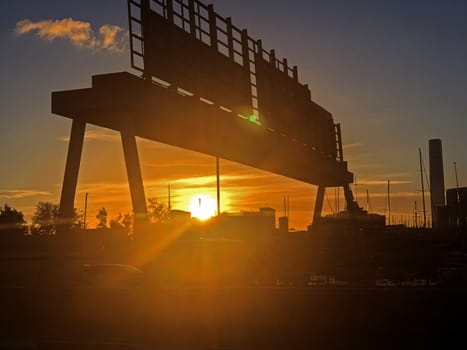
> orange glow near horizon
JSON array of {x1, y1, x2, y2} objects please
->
[{"x1": 13, "y1": 127, "x2": 423, "y2": 230}]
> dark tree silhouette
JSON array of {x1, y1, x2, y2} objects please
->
[
  {"x1": 0, "y1": 204, "x2": 27, "y2": 234},
  {"x1": 71, "y1": 209, "x2": 84, "y2": 230},
  {"x1": 147, "y1": 198, "x2": 169, "y2": 224},
  {"x1": 110, "y1": 212, "x2": 133, "y2": 234},
  {"x1": 121, "y1": 212, "x2": 133, "y2": 231},
  {"x1": 31, "y1": 202, "x2": 82, "y2": 234},
  {"x1": 110, "y1": 213, "x2": 123, "y2": 229},
  {"x1": 96, "y1": 207, "x2": 108, "y2": 228},
  {"x1": 31, "y1": 202, "x2": 59, "y2": 235}
]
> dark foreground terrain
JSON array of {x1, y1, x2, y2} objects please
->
[
  {"x1": 2, "y1": 286, "x2": 467, "y2": 349},
  {"x1": 2, "y1": 228, "x2": 467, "y2": 349}
]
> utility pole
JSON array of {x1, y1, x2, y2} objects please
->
[
  {"x1": 454, "y1": 161, "x2": 460, "y2": 195},
  {"x1": 168, "y1": 184, "x2": 171, "y2": 211},
  {"x1": 419, "y1": 148, "x2": 427, "y2": 228},
  {"x1": 366, "y1": 189, "x2": 370, "y2": 213},
  {"x1": 83, "y1": 192, "x2": 88, "y2": 229},
  {"x1": 387, "y1": 180, "x2": 391, "y2": 226},
  {"x1": 283, "y1": 196, "x2": 287, "y2": 217}
]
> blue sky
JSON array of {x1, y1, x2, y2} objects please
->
[{"x1": 0, "y1": 0, "x2": 466, "y2": 228}]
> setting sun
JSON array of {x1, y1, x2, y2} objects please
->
[{"x1": 189, "y1": 194, "x2": 217, "y2": 220}]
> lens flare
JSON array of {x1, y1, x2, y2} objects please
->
[{"x1": 189, "y1": 194, "x2": 217, "y2": 220}]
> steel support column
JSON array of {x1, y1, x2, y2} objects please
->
[
  {"x1": 216, "y1": 156, "x2": 221, "y2": 216},
  {"x1": 313, "y1": 186, "x2": 326, "y2": 225},
  {"x1": 343, "y1": 183, "x2": 359, "y2": 213},
  {"x1": 121, "y1": 122, "x2": 148, "y2": 223},
  {"x1": 59, "y1": 119, "x2": 86, "y2": 228}
]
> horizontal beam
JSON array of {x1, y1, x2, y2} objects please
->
[{"x1": 52, "y1": 72, "x2": 353, "y2": 187}]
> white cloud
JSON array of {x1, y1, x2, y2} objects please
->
[
  {"x1": 98, "y1": 24, "x2": 124, "y2": 51},
  {"x1": 14, "y1": 18, "x2": 126, "y2": 52}
]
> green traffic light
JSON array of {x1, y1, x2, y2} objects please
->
[{"x1": 249, "y1": 115, "x2": 257, "y2": 123}]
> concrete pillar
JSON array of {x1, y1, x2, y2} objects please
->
[
  {"x1": 59, "y1": 119, "x2": 86, "y2": 227},
  {"x1": 121, "y1": 122, "x2": 148, "y2": 223},
  {"x1": 313, "y1": 186, "x2": 325, "y2": 225}
]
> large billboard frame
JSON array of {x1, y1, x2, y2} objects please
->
[{"x1": 128, "y1": 0, "x2": 343, "y2": 161}]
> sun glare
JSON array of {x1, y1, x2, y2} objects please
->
[{"x1": 189, "y1": 194, "x2": 217, "y2": 221}]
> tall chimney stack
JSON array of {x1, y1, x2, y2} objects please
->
[{"x1": 429, "y1": 139, "x2": 445, "y2": 230}]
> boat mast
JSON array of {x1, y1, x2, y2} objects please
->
[
  {"x1": 414, "y1": 200, "x2": 418, "y2": 228},
  {"x1": 454, "y1": 161, "x2": 460, "y2": 228},
  {"x1": 454, "y1": 161, "x2": 460, "y2": 198}
]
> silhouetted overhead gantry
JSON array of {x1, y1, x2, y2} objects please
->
[{"x1": 53, "y1": 0, "x2": 355, "y2": 228}]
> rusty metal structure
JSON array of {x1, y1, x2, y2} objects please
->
[{"x1": 53, "y1": 0, "x2": 357, "y2": 227}]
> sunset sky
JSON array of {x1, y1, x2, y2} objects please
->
[{"x1": 1, "y1": 0, "x2": 466, "y2": 229}]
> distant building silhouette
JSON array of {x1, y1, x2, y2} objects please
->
[
  {"x1": 216, "y1": 207, "x2": 276, "y2": 238},
  {"x1": 278, "y1": 216, "x2": 289, "y2": 234},
  {"x1": 447, "y1": 187, "x2": 467, "y2": 230},
  {"x1": 429, "y1": 139, "x2": 446, "y2": 230},
  {"x1": 170, "y1": 210, "x2": 192, "y2": 224}
]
